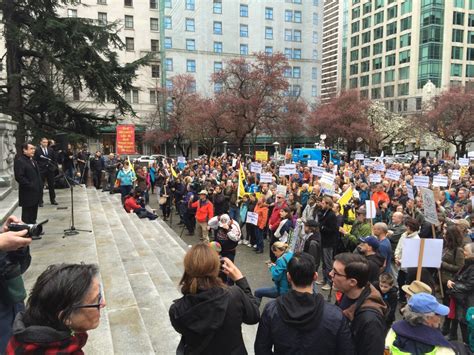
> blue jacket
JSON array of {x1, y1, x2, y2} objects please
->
[
  {"x1": 117, "y1": 169, "x2": 136, "y2": 186},
  {"x1": 271, "y1": 252, "x2": 293, "y2": 295}
]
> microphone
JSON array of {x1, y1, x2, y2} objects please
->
[{"x1": 40, "y1": 155, "x2": 52, "y2": 161}]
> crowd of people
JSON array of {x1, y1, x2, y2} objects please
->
[{"x1": 2, "y1": 143, "x2": 474, "y2": 354}]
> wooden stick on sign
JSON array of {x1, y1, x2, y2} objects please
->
[
  {"x1": 432, "y1": 224, "x2": 445, "y2": 299},
  {"x1": 416, "y1": 238, "x2": 426, "y2": 281}
]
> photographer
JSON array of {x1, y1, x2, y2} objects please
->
[
  {"x1": 0, "y1": 215, "x2": 32, "y2": 353},
  {"x1": 124, "y1": 189, "x2": 158, "y2": 220}
]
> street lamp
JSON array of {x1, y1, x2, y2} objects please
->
[
  {"x1": 320, "y1": 134, "x2": 327, "y2": 148},
  {"x1": 273, "y1": 141, "x2": 280, "y2": 156},
  {"x1": 223, "y1": 140, "x2": 228, "y2": 154}
]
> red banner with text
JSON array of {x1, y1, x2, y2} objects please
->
[{"x1": 116, "y1": 124, "x2": 135, "y2": 155}]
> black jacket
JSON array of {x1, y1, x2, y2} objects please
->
[
  {"x1": 255, "y1": 291, "x2": 355, "y2": 355},
  {"x1": 169, "y1": 277, "x2": 259, "y2": 355},
  {"x1": 33, "y1": 146, "x2": 57, "y2": 173},
  {"x1": 14, "y1": 154, "x2": 43, "y2": 207},
  {"x1": 212, "y1": 192, "x2": 228, "y2": 216},
  {"x1": 303, "y1": 234, "x2": 321, "y2": 269},
  {"x1": 319, "y1": 209, "x2": 338, "y2": 248},
  {"x1": 365, "y1": 253, "x2": 386, "y2": 283},
  {"x1": 374, "y1": 281, "x2": 398, "y2": 326}
]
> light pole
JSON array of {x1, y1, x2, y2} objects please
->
[
  {"x1": 320, "y1": 134, "x2": 327, "y2": 148},
  {"x1": 273, "y1": 141, "x2": 280, "y2": 156},
  {"x1": 223, "y1": 140, "x2": 228, "y2": 154}
]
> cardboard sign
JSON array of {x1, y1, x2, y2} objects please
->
[
  {"x1": 312, "y1": 166, "x2": 326, "y2": 177},
  {"x1": 116, "y1": 124, "x2": 136, "y2": 155},
  {"x1": 250, "y1": 162, "x2": 262, "y2": 174},
  {"x1": 276, "y1": 185, "x2": 287, "y2": 196},
  {"x1": 401, "y1": 238, "x2": 443, "y2": 268},
  {"x1": 365, "y1": 200, "x2": 376, "y2": 219},
  {"x1": 255, "y1": 151, "x2": 269, "y2": 161},
  {"x1": 363, "y1": 158, "x2": 374, "y2": 167},
  {"x1": 232, "y1": 158, "x2": 237, "y2": 167},
  {"x1": 468, "y1": 151, "x2": 474, "y2": 158},
  {"x1": 355, "y1": 154, "x2": 365, "y2": 160},
  {"x1": 307, "y1": 160, "x2": 318, "y2": 168},
  {"x1": 373, "y1": 164, "x2": 386, "y2": 172},
  {"x1": 369, "y1": 173, "x2": 382, "y2": 183},
  {"x1": 407, "y1": 185, "x2": 415, "y2": 200},
  {"x1": 413, "y1": 175, "x2": 429, "y2": 188},
  {"x1": 320, "y1": 172, "x2": 335, "y2": 186},
  {"x1": 259, "y1": 173, "x2": 273, "y2": 183},
  {"x1": 451, "y1": 170, "x2": 460, "y2": 181},
  {"x1": 432, "y1": 175, "x2": 448, "y2": 187},
  {"x1": 386, "y1": 169, "x2": 401, "y2": 181},
  {"x1": 177, "y1": 156, "x2": 186, "y2": 163},
  {"x1": 246, "y1": 212, "x2": 259, "y2": 226},
  {"x1": 421, "y1": 188, "x2": 439, "y2": 225},
  {"x1": 459, "y1": 157, "x2": 470, "y2": 166}
]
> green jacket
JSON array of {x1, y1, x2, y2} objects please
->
[{"x1": 345, "y1": 220, "x2": 372, "y2": 245}]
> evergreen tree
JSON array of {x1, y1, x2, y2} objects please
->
[{"x1": 0, "y1": 0, "x2": 149, "y2": 150}]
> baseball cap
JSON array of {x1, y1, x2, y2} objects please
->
[
  {"x1": 358, "y1": 236, "x2": 380, "y2": 250},
  {"x1": 408, "y1": 293, "x2": 449, "y2": 316}
]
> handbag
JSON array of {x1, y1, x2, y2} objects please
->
[{"x1": 114, "y1": 178, "x2": 121, "y2": 188}]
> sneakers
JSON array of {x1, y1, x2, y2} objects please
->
[
  {"x1": 247, "y1": 243, "x2": 253, "y2": 248},
  {"x1": 243, "y1": 240, "x2": 249, "y2": 245},
  {"x1": 321, "y1": 284, "x2": 332, "y2": 291},
  {"x1": 238, "y1": 240, "x2": 243, "y2": 245},
  {"x1": 253, "y1": 244, "x2": 257, "y2": 249},
  {"x1": 315, "y1": 280, "x2": 325, "y2": 285}
]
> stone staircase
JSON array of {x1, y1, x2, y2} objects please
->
[{"x1": 20, "y1": 187, "x2": 257, "y2": 354}]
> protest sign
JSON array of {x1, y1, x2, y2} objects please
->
[
  {"x1": 312, "y1": 166, "x2": 326, "y2": 177},
  {"x1": 250, "y1": 162, "x2": 262, "y2": 174},
  {"x1": 413, "y1": 175, "x2": 429, "y2": 188},
  {"x1": 177, "y1": 156, "x2": 186, "y2": 163},
  {"x1": 246, "y1": 212, "x2": 259, "y2": 226},
  {"x1": 259, "y1": 173, "x2": 273, "y2": 183},
  {"x1": 355, "y1": 154, "x2": 365, "y2": 160},
  {"x1": 407, "y1": 185, "x2": 414, "y2": 200},
  {"x1": 276, "y1": 185, "x2": 287, "y2": 196},
  {"x1": 468, "y1": 151, "x2": 474, "y2": 158},
  {"x1": 363, "y1": 158, "x2": 374, "y2": 166},
  {"x1": 385, "y1": 169, "x2": 401, "y2": 181},
  {"x1": 307, "y1": 160, "x2": 318, "y2": 168},
  {"x1": 255, "y1": 151, "x2": 269, "y2": 161},
  {"x1": 421, "y1": 188, "x2": 439, "y2": 225},
  {"x1": 232, "y1": 158, "x2": 237, "y2": 167},
  {"x1": 333, "y1": 165, "x2": 338, "y2": 174},
  {"x1": 365, "y1": 200, "x2": 376, "y2": 219},
  {"x1": 451, "y1": 170, "x2": 460, "y2": 181},
  {"x1": 373, "y1": 164, "x2": 386, "y2": 172},
  {"x1": 401, "y1": 238, "x2": 443, "y2": 269},
  {"x1": 459, "y1": 157, "x2": 469, "y2": 166},
  {"x1": 116, "y1": 124, "x2": 135, "y2": 155},
  {"x1": 432, "y1": 175, "x2": 448, "y2": 187},
  {"x1": 369, "y1": 173, "x2": 382, "y2": 183},
  {"x1": 320, "y1": 172, "x2": 335, "y2": 186}
]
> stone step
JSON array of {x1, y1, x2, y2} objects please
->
[
  {"x1": 0, "y1": 186, "x2": 18, "y2": 224},
  {"x1": 87, "y1": 189, "x2": 154, "y2": 354}
]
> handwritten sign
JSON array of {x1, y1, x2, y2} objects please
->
[
  {"x1": 365, "y1": 200, "x2": 376, "y2": 219},
  {"x1": 407, "y1": 185, "x2": 415, "y2": 200},
  {"x1": 355, "y1": 154, "x2": 365, "y2": 160},
  {"x1": 413, "y1": 175, "x2": 429, "y2": 188},
  {"x1": 385, "y1": 169, "x2": 401, "y2": 181},
  {"x1": 432, "y1": 175, "x2": 448, "y2": 187},
  {"x1": 250, "y1": 162, "x2": 262, "y2": 174},
  {"x1": 401, "y1": 238, "x2": 443, "y2": 268},
  {"x1": 307, "y1": 160, "x2": 318, "y2": 168},
  {"x1": 259, "y1": 173, "x2": 273, "y2": 183},
  {"x1": 459, "y1": 158, "x2": 470, "y2": 166},
  {"x1": 369, "y1": 173, "x2": 382, "y2": 183},
  {"x1": 255, "y1": 151, "x2": 269, "y2": 161},
  {"x1": 276, "y1": 185, "x2": 287, "y2": 196},
  {"x1": 246, "y1": 212, "x2": 259, "y2": 226},
  {"x1": 451, "y1": 170, "x2": 460, "y2": 181},
  {"x1": 116, "y1": 124, "x2": 135, "y2": 155},
  {"x1": 421, "y1": 188, "x2": 439, "y2": 225},
  {"x1": 312, "y1": 166, "x2": 326, "y2": 177}
]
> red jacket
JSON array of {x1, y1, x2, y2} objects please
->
[
  {"x1": 269, "y1": 201, "x2": 288, "y2": 231},
  {"x1": 124, "y1": 196, "x2": 141, "y2": 213},
  {"x1": 7, "y1": 332, "x2": 88, "y2": 355},
  {"x1": 371, "y1": 191, "x2": 390, "y2": 208},
  {"x1": 254, "y1": 203, "x2": 269, "y2": 230},
  {"x1": 191, "y1": 199, "x2": 214, "y2": 223}
]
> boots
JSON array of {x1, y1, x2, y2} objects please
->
[
  {"x1": 447, "y1": 319, "x2": 458, "y2": 341},
  {"x1": 441, "y1": 319, "x2": 451, "y2": 336}
]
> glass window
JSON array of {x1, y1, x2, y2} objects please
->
[
  {"x1": 293, "y1": 49, "x2": 301, "y2": 59},
  {"x1": 360, "y1": 75, "x2": 369, "y2": 87},
  {"x1": 372, "y1": 88, "x2": 381, "y2": 99},
  {"x1": 386, "y1": 21, "x2": 397, "y2": 35},
  {"x1": 350, "y1": 63, "x2": 359, "y2": 75},
  {"x1": 361, "y1": 60, "x2": 370, "y2": 72},
  {"x1": 266, "y1": 27, "x2": 273, "y2": 39},
  {"x1": 362, "y1": 31, "x2": 371, "y2": 43},
  {"x1": 400, "y1": 33, "x2": 411, "y2": 48},
  {"x1": 285, "y1": 10, "x2": 293, "y2": 22},
  {"x1": 313, "y1": 31, "x2": 318, "y2": 44},
  {"x1": 153, "y1": 17, "x2": 161, "y2": 30},
  {"x1": 469, "y1": 31, "x2": 474, "y2": 43},
  {"x1": 452, "y1": 29, "x2": 464, "y2": 42},
  {"x1": 214, "y1": 61, "x2": 222, "y2": 72},
  {"x1": 98, "y1": 12, "x2": 107, "y2": 26},
  {"x1": 312, "y1": 85, "x2": 317, "y2": 97},
  {"x1": 400, "y1": 17, "x2": 411, "y2": 31},
  {"x1": 352, "y1": 7, "x2": 360, "y2": 19},
  {"x1": 125, "y1": 37, "x2": 134, "y2": 51},
  {"x1": 399, "y1": 50, "x2": 410, "y2": 63},
  {"x1": 351, "y1": 35, "x2": 360, "y2": 46},
  {"x1": 399, "y1": 66, "x2": 409, "y2": 80},
  {"x1": 374, "y1": 26, "x2": 383, "y2": 40},
  {"x1": 384, "y1": 85, "x2": 394, "y2": 98},
  {"x1": 213, "y1": 0, "x2": 222, "y2": 14},
  {"x1": 451, "y1": 63, "x2": 462, "y2": 76},
  {"x1": 453, "y1": 11, "x2": 465, "y2": 25},
  {"x1": 466, "y1": 64, "x2": 474, "y2": 77},
  {"x1": 186, "y1": 60, "x2": 196, "y2": 73},
  {"x1": 401, "y1": 0, "x2": 412, "y2": 14},
  {"x1": 467, "y1": 47, "x2": 474, "y2": 60},
  {"x1": 468, "y1": 14, "x2": 474, "y2": 26},
  {"x1": 373, "y1": 57, "x2": 382, "y2": 69},
  {"x1": 372, "y1": 72, "x2": 381, "y2": 84},
  {"x1": 398, "y1": 83, "x2": 409, "y2": 96},
  {"x1": 164, "y1": 37, "x2": 172, "y2": 49},
  {"x1": 240, "y1": 24, "x2": 248, "y2": 37},
  {"x1": 373, "y1": 42, "x2": 383, "y2": 54},
  {"x1": 294, "y1": 30, "x2": 302, "y2": 42},
  {"x1": 452, "y1": 46, "x2": 463, "y2": 59},
  {"x1": 166, "y1": 79, "x2": 173, "y2": 90},
  {"x1": 265, "y1": 46, "x2": 273, "y2": 54},
  {"x1": 151, "y1": 39, "x2": 159, "y2": 52},
  {"x1": 124, "y1": 0, "x2": 133, "y2": 6},
  {"x1": 374, "y1": 11, "x2": 384, "y2": 24},
  {"x1": 363, "y1": 2, "x2": 372, "y2": 14},
  {"x1": 385, "y1": 54, "x2": 396, "y2": 67},
  {"x1": 185, "y1": 18, "x2": 195, "y2": 32},
  {"x1": 312, "y1": 67, "x2": 318, "y2": 79},
  {"x1": 214, "y1": 41, "x2": 223, "y2": 53},
  {"x1": 293, "y1": 67, "x2": 301, "y2": 78},
  {"x1": 240, "y1": 44, "x2": 248, "y2": 55},
  {"x1": 213, "y1": 21, "x2": 222, "y2": 34},
  {"x1": 470, "y1": 0, "x2": 474, "y2": 9},
  {"x1": 240, "y1": 4, "x2": 248, "y2": 17},
  {"x1": 265, "y1": 7, "x2": 273, "y2": 20},
  {"x1": 125, "y1": 15, "x2": 134, "y2": 29},
  {"x1": 386, "y1": 38, "x2": 396, "y2": 51},
  {"x1": 149, "y1": 90, "x2": 156, "y2": 104},
  {"x1": 150, "y1": 0, "x2": 158, "y2": 9},
  {"x1": 285, "y1": 29, "x2": 292, "y2": 41},
  {"x1": 132, "y1": 89, "x2": 139, "y2": 104},
  {"x1": 185, "y1": 0, "x2": 194, "y2": 10},
  {"x1": 387, "y1": 5, "x2": 397, "y2": 20},
  {"x1": 313, "y1": 13, "x2": 319, "y2": 25},
  {"x1": 151, "y1": 65, "x2": 160, "y2": 78},
  {"x1": 214, "y1": 82, "x2": 223, "y2": 93},
  {"x1": 186, "y1": 39, "x2": 195, "y2": 51},
  {"x1": 350, "y1": 78, "x2": 358, "y2": 88},
  {"x1": 165, "y1": 58, "x2": 173, "y2": 71},
  {"x1": 352, "y1": 21, "x2": 360, "y2": 33},
  {"x1": 284, "y1": 67, "x2": 292, "y2": 78},
  {"x1": 294, "y1": 11, "x2": 302, "y2": 23},
  {"x1": 361, "y1": 46, "x2": 370, "y2": 58},
  {"x1": 67, "y1": 9, "x2": 77, "y2": 17},
  {"x1": 363, "y1": 16, "x2": 371, "y2": 29},
  {"x1": 350, "y1": 49, "x2": 359, "y2": 61}
]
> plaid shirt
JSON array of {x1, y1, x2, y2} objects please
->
[{"x1": 6, "y1": 332, "x2": 88, "y2": 355}]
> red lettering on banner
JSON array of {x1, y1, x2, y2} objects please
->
[{"x1": 116, "y1": 124, "x2": 136, "y2": 154}]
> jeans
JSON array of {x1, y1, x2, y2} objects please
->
[
  {"x1": 254, "y1": 286, "x2": 279, "y2": 307},
  {"x1": 0, "y1": 300, "x2": 25, "y2": 353},
  {"x1": 255, "y1": 227, "x2": 264, "y2": 252},
  {"x1": 229, "y1": 206, "x2": 240, "y2": 223},
  {"x1": 120, "y1": 185, "x2": 133, "y2": 203},
  {"x1": 322, "y1": 247, "x2": 333, "y2": 284}
]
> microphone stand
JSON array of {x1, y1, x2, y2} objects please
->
[{"x1": 41, "y1": 156, "x2": 92, "y2": 238}]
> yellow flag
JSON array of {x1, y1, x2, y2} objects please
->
[
  {"x1": 238, "y1": 165, "x2": 246, "y2": 198},
  {"x1": 337, "y1": 186, "x2": 354, "y2": 233},
  {"x1": 171, "y1": 166, "x2": 178, "y2": 178}
]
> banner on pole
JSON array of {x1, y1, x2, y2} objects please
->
[{"x1": 116, "y1": 124, "x2": 135, "y2": 155}]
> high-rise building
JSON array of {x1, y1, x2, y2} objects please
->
[{"x1": 343, "y1": 0, "x2": 474, "y2": 113}]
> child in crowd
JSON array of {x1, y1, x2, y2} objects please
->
[{"x1": 374, "y1": 272, "x2": 398, "y2": 331}]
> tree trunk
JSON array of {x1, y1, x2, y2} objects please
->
[{"x1": 4, "y1": 0, "x2": 27, "y2": 154}]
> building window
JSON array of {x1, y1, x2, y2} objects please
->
[
  {"x1": 372, "y1": 72, "x2": 381, "y2": 84},
  {"x1": 214, "y1": 61, "x2": 223, "y2": 72},
  {"x1": 360, "y1": 75, "x2": 369, "y2": 87},
  {"x1": 214, "y1": 41, "x2": 222, "y2": 53},
  {"x1": 165, "y1": 58, "x2": 173, "y2": 71},
  {"x1": 72, "y1": 88, "x2": 80, "y2": 100},
  {"x1": 401, "y1": 17, "x2": 412, "y2": 31},
  {"x1": 387, "y1": 5, "x2": 397, "y2": 20},
  {"x1": 149, "y1": 90, "x2": 156, "y2": 104},
  {"x1": 452, "y1": 29, "x2": 464, "y2": 42},
  {"x1": 311, "y1": 85, "x2": 317, "y2": 97},
  {"x1": 400, "y1": 33, "x2": 411, "y2": 47},
  {"x1": 164, "y1": 0, "x2": 172, "y2": 8},
  {"x1": 312, "y1": 67, "x2": 317, "y2": 80},
  {"x1": 265, "y1": 7, "x2": 273, "y2": 20},
  {"x1": 132, "y1": 89, "x2": 139, "y2": 104},
  {"x1": 401, "y1": 0, "x2": 412, "y2": 14},
  {"x1": 124, "y1": 0, "x2": 132, "y2": 6},
  {"x1": 185, "y1": 0, "x2": 194, "y2": 10},
  {"x1": 213, "y1": 0, "x2": 222, "y2": 14},
  {"x1": 386, "y1": 21, "x2": 397, "y2": 35},
  {"x1": 451, "y1": 63, "x2": 462, "y2": 77},
  {"x1": 285, "y1": 29, "x2": 292, "y2": 41},
  {"x1": 164, "y1": 37, "x2": 172, "y2": 49},
  {"x1": 240, "y1": 4, "x2": 248, "y2": 17},
  {"x1": 166, "y1": 80, "x2": 173, "y2": 90},
  {"x1": 125, "y1": 37, "x2": 134, "y2": 51},
  {"x1": 384, "y1": 85, "x2": 394, "y2": 98},
  {"x1": 452, "y1": 46, "x2": 463, "y2": 59},
  {"x1": 361, "y1": 46, "x2": 370, "y2": 58},
  {"x1": 385, "y1": 69, "x2": 395, "y2": 82},
  {"x1": 293, "y1": 67, "x2": 301, "y2": 78},
  {"x1": 284, "y1": 48, "x2": 292, "y2": 59},
  {"x1": 98, "y1": 12, "x2": 107, "y2": 26},
  {"x1": 163, "y1": 16, "x2": 171, "y2": 30},
  {"x1": 150, "y1": 0, "x2": 158, "y2": 9},
  {"x1": 124, "y1": 91, "x2": 131, "y2": 103},
  {"x1": 240, "y1": 44, "x2": 249, "y2": 55},
  {"x1": 294, "y1": 30, "x2": 302, "y2": 42},
  {"x1": 240, "y1": 24, "x2": 248, "y2": 37},
  {"x1": 453, "y1": 11, "x2": 465, "y2": 25},
  {"x1": 185, "y1": 18, "x2": 195, "y2": 32},
  {"x1": 265, "y1": 27, "x2": 273, "y2": 39},
  {"x1": 361, "y1": 60, "x2": 370, "y2": 72},
  {"x1": 385, "y1": 53, "x2": 396, "y2": 67},
  {"x1": 293, "y1": 49, "x2": 301, "y2": 59},
  {"x1": 285, "y1": 10, "x2": 293, "y2": 22},
  {"x1": 67, "y1": 9, "x2": 77, "y2": 17},
  {"x1": 312, "y1": 50, "x2": 318, "y2": 60},
  {"x1": 312, "y1": 31, "x2": 318, "y2": 43},
  {"x1": 313, "y1": 13, "x2": 319, "y2": 25},
  {"x1": 98, "y1": 0, "x2": 107, "y2": 4},
  {"x1": 373, "y1": 57, "x2": 382, "y2": 69},
  {"x1": 399, "y1": 66, "x2": 409, "y2": 80},
  {"x1": 214, "y1": 82, "x2": 223, "y2": 93},
  {"x1": 151, "y1": 65, "x2": 160, "y2": 78},
  {"x1": 213, "y1": 21, "x2": 222, "y2": 34},
  {"x1": 124, "y1": 15, "x2": 134, "y2": 29},
  {"x1": 150, "y1": 18, "x2": 159, "y2": 31},
  {"x1": 265, "y1": 46, "x2": 273, "y2": 54},
  {"x1": 294, "y1": 11, "x2": 302, "y2": 23},
  {"x1": 186, "y1": 39, "x2": 196, "y2": 51},
  {"x1": 386, "y1": 38, "x2": 396, "y2": 51},
  {"x1": 186, "y1": 59, "x2": 196, "y2": 73},
  {"x1": 373, "y1": 42, "x2": 382, "y2": 55},
  {"x1": 399, "y1": 50, "x2": 410, "y2": 63},
  {"x1": 151, "y1": 39, "x2": 159, "y2": 52}
]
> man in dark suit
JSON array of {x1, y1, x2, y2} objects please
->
[
  {"x1": 14, "y1": 142, "x2": 43, "y2": 223},
  {"x1": 34, "y1": 137, "x2": 58, "y2": 206}
]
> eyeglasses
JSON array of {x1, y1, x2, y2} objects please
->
[
  {"x1": 73, "y1": 285, "x2": 104, "y2": 310},
  {"x1": 331, "y1": 268, "x2": 347, "y2": 278}
]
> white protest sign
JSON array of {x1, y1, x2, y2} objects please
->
[
  {"x1": 312, "y1": 166, "x2": 326, "y2": 177},
  {"x1": 279, "y1": 164, "x2": 297, "y2": 176},
  {"x1": 459, "y1": 158, "x2": 470, "y2": 166},
  {"x1": 373, "y1": 164, "x2": 386, "y2": 172},
  {"x1": 320, "y1": 172, "x2": 335, "y2": 186},
  {"x1": 413, "y1": 175, "x2": 429, "y2": 188},
  {"x1": 421, "y1": 188, "x2": 439, "y2": 225},
  {"x1": 365, "y1": 200, "x2": 376, "y2": 219},
  {"x1": 432, "y1": 175, "x2": 448, "y2": 187},
  {"x1": 401, "y1": 238, "x2": 443, "y2": 268},
  {"x1": 385, "y1": 169, "x2": 401, "y2": 181},
  {"x1": 333, "y1": 165, "x2": 338, "y2": 174},
  {"x1": 471, "y1": 196, "x2": 474, "y2": 207},
  {"x1": 468, "y1": 151, "x2": 474, "y2": 158},
  {"x1": 259, "y1": 173, "x2": 273, "y2": 183},
  {"x1": 451, "y1": 170, "x2": 460, "y2": 181},
  {"x1": 177, "y1": 156, "x2": 186, "y2": 163},
  {"x1": 363, "y1": 158, "x2": 374, "y2": 166},
  {"x1": 250, "y1": 162, "x2": 262, "y2": 174},
  {"x1": 276, "y1": 185, "x2": 287, "y2": 196},
  {"x1": 246, "y1": 212, "x2": 259, "y2": 226},
  {"x1": 279, "y1": 166, "x2": 291, "y2": 176},
  {"x1": 407, "y1": 185, "x2": 415, "y2": 200},
  {"x1": 285, "y1": 163, "x2": 296, "y2": 171},
  {"x1": 369, "y1": 173, "x2": 382, "y2": 183},
  {"x1": 355, "y1": 154, "x2": 365, "y2": 160},
  {"x1": 307, "y1": 160, "x2": 318, "y2": 168},
  {"x1": 232, "y1": 158, "x2": 237, "y2": 167}
]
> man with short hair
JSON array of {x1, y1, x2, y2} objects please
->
[
  {"x1": 357, "y1": 236, "x2": 385, "y2": 283},
  {"x1": 190, "y1": 190, "x2": 214, "y2": 242},
  {"x1": 330, "y1": 253, "x2": 387, "y2": 355},
  {"x1": 388, "y1": 212, "x2": 406, "y2": 254},
  {"x1": 34, "y1": 137, "x2": 58, "y2": 206},
  {"x1": 373, "y1": 222, "x2": 393, "y2": 274},
  {"x1": 302, "y1": 220, "x2": 321, "y2": 274},
  {"x1": 318, "y1": 196, "x2": 338, "y2": 290},
  {"x1": 339, "y1": 207, "x2": 372, "y2": 251},
  {"x1": 255, "y1": 253, "x2": 355, "y2": 355}
]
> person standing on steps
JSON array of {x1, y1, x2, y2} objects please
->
[
  {"x1": 190, "y1": 190, "x2": 214, "y2": 243},
  {"x1": 34, "y1": 137, "x2": 58, "y2": 207}
]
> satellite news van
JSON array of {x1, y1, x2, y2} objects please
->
[{"x1": 292, "y1": 148, "x2": 341, "y2": 165}]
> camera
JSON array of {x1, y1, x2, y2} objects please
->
[{"x1": 8, "y1": 219, "x2": 49, "y2": 240}]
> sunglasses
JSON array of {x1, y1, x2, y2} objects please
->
[{"x1": 73, "y1": 285, "x2": 104, "y2": 310}]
